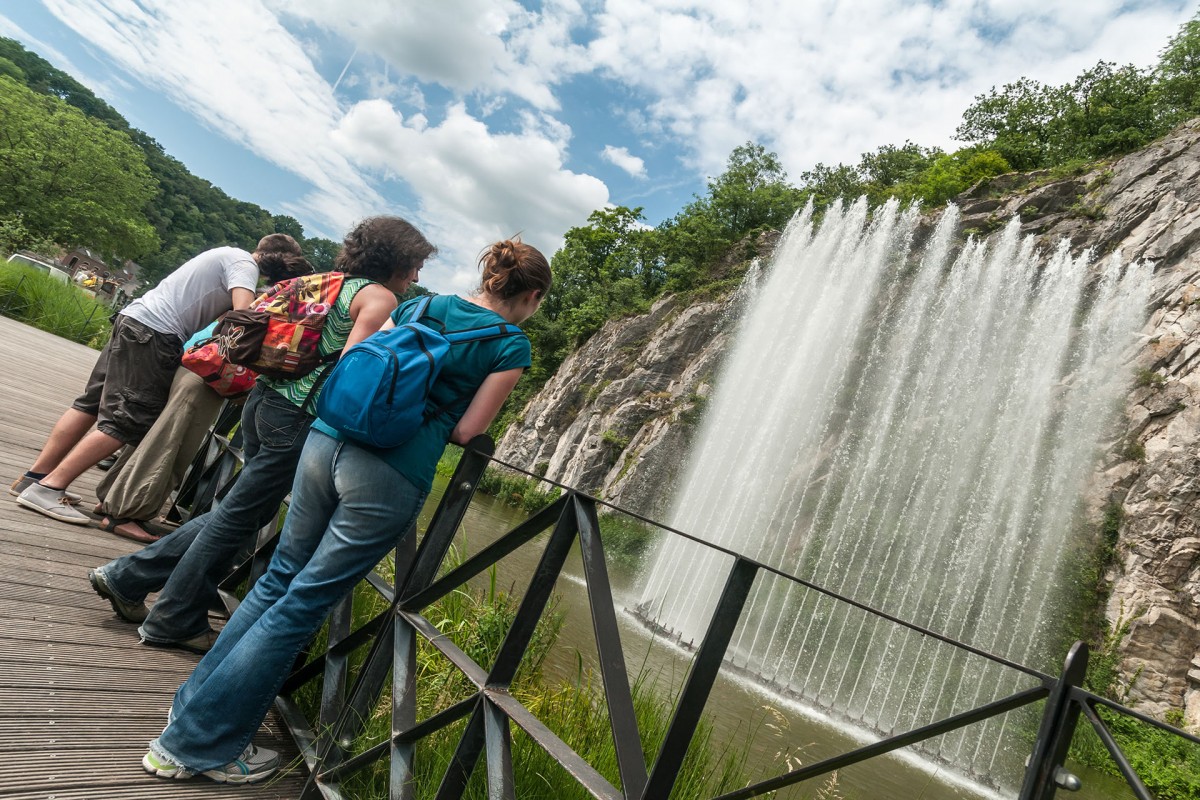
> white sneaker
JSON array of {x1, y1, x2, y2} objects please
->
[
  {"x1": 9, "y1": 475, "x2": 83, "y2": 505},
  {"x1": 142, "y1": 743, "x2": 280, "y2": 784},
  {"x1": 16, "y1": 482, "x2": 91, "y2": 524}
]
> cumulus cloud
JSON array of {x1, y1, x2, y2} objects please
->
[
  {"x1": 268, "y1": 0, "x2": 590, "y2": 110},
  {"x1": 602, "y1": 145, "x2": 648, "y2": 178},
  {"x1": 585, "y1": 0, "x2": 1194, "y2": 177},
  {"x1": 333, "y1": 99, "x2": 608, "y2": 292}
]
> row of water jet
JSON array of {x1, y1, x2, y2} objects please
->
[{"x1": 636, "y1": 197, "x2": 1151, "y2": 787}]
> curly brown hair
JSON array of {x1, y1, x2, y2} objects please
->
[
  {"x1": 335, "y1": 217, "x2": 436, "y2": 283},
  {"x1": 479, "y1": 238, "x2": 552, "y2": 300}
]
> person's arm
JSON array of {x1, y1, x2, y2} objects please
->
[
  {"x1": 230, "y1": 287, "x2": 255, "y2": 310},
  {"x1": 343, "y1": 283, "x2": 399, "y2": 353},
  {"x1": 450, "y1": 368, "x2": 524, "y2": 445}
]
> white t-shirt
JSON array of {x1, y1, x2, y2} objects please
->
[{"x1": 122, "y1": 246, "x2": 259, "y2": 341}]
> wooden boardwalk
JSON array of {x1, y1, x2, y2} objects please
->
[{"x1": 0, "y1": 316, "x2": 308, "y2": 798}]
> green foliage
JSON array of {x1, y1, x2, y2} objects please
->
[
  {"x1": 596, "y1": 512, "x2": 656, "y2": 570},
  {"x1": 0, "y1": 260, "x2": 111, "y2": 347},
  {"x1": 0, "y1": 37, "x2": 333, "y2": 291},
  {"x1": 0, "y1": 76, "x2": 159, "y2": 259},
  {"x1": 477, "y1": 466, "x2": 562, "y2": 514},
  {"x1": 1136, "y1": 368, "x2": 1166, "y2": 388}
]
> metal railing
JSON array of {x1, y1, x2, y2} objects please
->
[{"x1": 171, "y1": 413, "x2": 1200, "y2": 800}]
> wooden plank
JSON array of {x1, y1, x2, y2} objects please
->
[{"x1": 0, "y1": 316, "x2": 310, "y2": 797}]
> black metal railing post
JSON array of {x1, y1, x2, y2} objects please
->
[
  {"x1": 642, "y1": 557, "x2": 759, "y2": 800},
  {"x1": 1018, "y1": 641, "x2": 1088, "y2": 800}
]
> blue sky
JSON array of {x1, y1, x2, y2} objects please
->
[{"x1": 0, "y1": 1, "x2": 1194, "y2": 292}]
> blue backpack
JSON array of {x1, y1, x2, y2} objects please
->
[{"x1": 316, "y1": 295, "x2": 523, "y2": 448}]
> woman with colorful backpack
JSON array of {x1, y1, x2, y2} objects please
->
[
  {"x1": 139, "y1": 238, "x2": 550, "y2": 785},
  {"x1": 88, "y1": 216, "x2": 436, "y2": 658}
]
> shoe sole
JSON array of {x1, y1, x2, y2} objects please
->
[
  {"x1": 88, "y1": 570, "x2": 147, "y2": 623},
  {"x1": 15, "y1": 495, "x2": 91, "y2": 524},
  {"x1": 201, "y1": 766, "x2": 279, "y2": 784}
]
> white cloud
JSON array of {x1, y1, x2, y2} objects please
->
[
  {"x1": 269, "y1": 0, "x2": 589, "y2": 110},
  {"x1": 585, "y1": 0, "x2": 1196, "y2": 178},
  {"x1": 40, "y1": 0, "x2": 386, "y2": 237},
  {"x1": 602, "y1": 145, "x2": 647, "y2": 178},
  {"x1": 333, "y1": 99, "x2": 608, "y2": 292}
]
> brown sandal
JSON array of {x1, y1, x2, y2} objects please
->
[{"x1": 97, "y1": 516, "x2": 162, "y2": 544}]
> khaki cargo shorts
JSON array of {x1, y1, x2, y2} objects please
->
[{"x1": 72, "y1": 314, "x2": 183, "y2": 443}]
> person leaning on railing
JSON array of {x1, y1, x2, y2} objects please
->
[
  {"x1": 140, "y1": 238, "x2": 550, "y2": 785},
  {"x1": 86, "y1": 216, "x2": 433, "y2": 658}
]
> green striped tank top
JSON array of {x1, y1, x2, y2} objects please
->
[{"x1": 264, "y1": 276, "x2": 373, "y2": 409}]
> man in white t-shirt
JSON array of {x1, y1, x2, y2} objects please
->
[{"x1": 12, "y1": 234, "x2": 309, "y2": 524}]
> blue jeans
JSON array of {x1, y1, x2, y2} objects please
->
[
  {"x1": 102, "y1": 384, "x2": 314, "y2": 642},
  {"x1": 151, "y1": 430, "x2": 425, "y2": 770}
]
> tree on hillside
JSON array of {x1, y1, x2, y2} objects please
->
[
  {"x1": 0, "y1": 76, "x2": 158, "y2": 258},
  {"x1": 1156, "y1": 13, "x2": 1200, "y2": 120},
  {"x1": 659, "y1": 143, "x2": 804, "y2": 290},
  {"x1": 304, "y1": 236, "x2": 341, "y2": 272}
]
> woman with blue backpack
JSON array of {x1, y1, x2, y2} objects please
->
[{"x1": 139, "y1": 238, "x2": 551, "y2": 784}]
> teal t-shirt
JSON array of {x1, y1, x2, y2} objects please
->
[{"x1": 312, "y1": 294, "x2": 531, "y2": 492}]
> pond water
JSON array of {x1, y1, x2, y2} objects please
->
[{"x1": 413, "y1": 476, "x2": 1133, "y2": 800}]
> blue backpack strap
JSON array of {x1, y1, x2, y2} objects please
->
[
  {"x1": 406, "y1": 294, "x2": 434, "y2": 324},
  {"x1": 442, "y1": 323, "x2": 522, "y2": 344}
]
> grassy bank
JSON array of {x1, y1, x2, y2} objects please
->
[
  {"x1": 0, "y1": 260, "x2": 110, "y2": 347},
  {"x1": 295, "y1": 551, "x2": 764, "y2": 799}
]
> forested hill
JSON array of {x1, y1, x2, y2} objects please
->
[{"x1": 0, "y1": 38, "x2": 339, "y2": 286}]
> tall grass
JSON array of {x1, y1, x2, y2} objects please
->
[
  {"x1": 294, "y1": 548, "x2": 767, "y2": 799},
  {"x1": 0, "y1": 261, "x2": 111, "y2": 348}
]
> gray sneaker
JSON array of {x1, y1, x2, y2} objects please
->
[
  {"x1": 142, "y1": 742, "x2": 280, "y2": 784},
  {"x1": 16, "y1": 482, "x2": 90, "y2": 524},
  {"x1": 88, "y1": 567, "x2": 148, "y2": 623},
  {"x1": 139, "y1": 627, "x2": 218, "y2": 654},
  {"x1": 9, "y1": 475, "x2": 82, "y2": 505}
]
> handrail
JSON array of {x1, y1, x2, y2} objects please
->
[{"x1": 167, "y1": 410, "x2": 1196, "y2": 800}]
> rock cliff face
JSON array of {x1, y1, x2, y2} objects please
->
[{"x1": 496, "y1": 120, "x2": 1200, "y2": 723}]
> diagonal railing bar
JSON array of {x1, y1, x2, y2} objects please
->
[
  {"x1": 394, "y1": 695, "x2": 481, "y2": 745},
  {"x1": 714, "y1": 685, "x2": 1048, "y2": 800},
  {"x1": 1078, "y1": 700, "x2": 1153, "y2": 800},
  {"x1": 401, "y1": 608, "x2": 491, "y2": 687},
  {"x1": 283, "y1": 606, "x2": 391, "y2": 693},
  {"x1": 400, "y1": 496, "x2": 569, "y2": 612},
  {"x1": 485, "y1": 455, "x2": 1047, "y2": 680},
  {"x1": 483, "y1": 697, "x2": 516, "y2": 800},
  {"x1": 434, "y1": 700, "x2": 489, "y2": 800},
  {"x1": 1080, "y1": 689, "x2": 1200, "y2": 745},
  {"x1": 1018, "y1": 642, "x2": 1088, "y2": 800},
  {"x1": 642, "y1": 557, "x2": 759, "y2": 800},
  {"x1": 487, "y1": 497, "x2": 579, "y2": 686},
  {"x1": 403, "y1": 435, "x2": 496, "y2": 597},
  {"x1": 485, "y1": 689, "x2": 624, "y2": 800},
  {"x1": 315, "y1": 695, "x2": 484, "y2": 787},
  {"x1": 574, "y1": 494, "x2": 649, "y2": 799}
]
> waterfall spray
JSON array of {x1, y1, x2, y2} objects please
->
[{"x1": 636, "y1": 199, "x2": 1150, "y2": 785}]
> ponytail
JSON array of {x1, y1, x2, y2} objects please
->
[{"x1": 479, "y1": 238, "x2": 551, "y2": 300}]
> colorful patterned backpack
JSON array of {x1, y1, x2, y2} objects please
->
[{"x1": 217, "y1": 272, "x2": 345, "y2": 380}]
